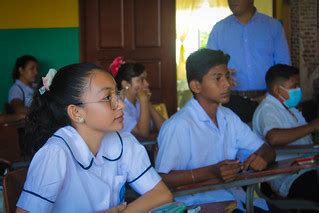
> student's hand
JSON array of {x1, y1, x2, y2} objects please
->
[
  {"x1": 309, "y1": 118, "x2": 319, "y2": 132},
  {"x1": 137, "y1": 88, "x2": 151, "y2": 103},
  {"x1": 243, "y1": 153, "x2": 267, "y2": 171},
  {"x1": 103, "y1": 202, "x2": 127, "y2": 213},
  {"x1": 216, "y1": 160, "x2": 243, "y2": 182},
  {"x1": 14, "y1": 112, "x2": 26, "y2": 121}
]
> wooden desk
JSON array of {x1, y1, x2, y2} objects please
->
[
  {"x1": 173, "y1": 158, "x2": 319, "y2": 213},
  {"x1": 1, "y1": 119, "x2": 25, "y2": 129},
  {"x1": 275, "y1": 144, "x2": 319, "y2": 155}
]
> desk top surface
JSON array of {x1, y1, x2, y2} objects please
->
[{"x1": 174, "y1": 157, "x2": 319, "y2": 194}]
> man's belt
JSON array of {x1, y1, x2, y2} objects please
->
[{"x1": 231, "y1": 90, "x2": 266, "y2": 99}]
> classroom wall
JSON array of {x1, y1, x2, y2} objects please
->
[{"x1": 0, "y1": 0, "x2": 80, "y2": 112}]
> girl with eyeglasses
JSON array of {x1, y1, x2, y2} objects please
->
[{"x1": 16, "y1": 63, "x2": 172, "y2": 213}]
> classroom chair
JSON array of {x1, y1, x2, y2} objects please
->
[{"x1": 2, "y1": 168, "x2": 28, "y2": 213}]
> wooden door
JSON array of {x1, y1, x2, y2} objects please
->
[{"x1": 80, "y1": 0, "x2": 177, "y2": 115}]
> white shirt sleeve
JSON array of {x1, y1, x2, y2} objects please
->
[
  {"x1": 122, "y1": 108, "x2": 138, "y2": 133},
  {"x1": 16, "y1": 144, "x2": 67, "y2": 212},
  {"x1": 8, "y1": 84, "x2": 23, "y2": 103},
  {"x1": 255, "y1": 105, "x2": 283, "y2": 137},
  {"x1": 122, "y1": 134, "x2": 161, "y2": 195},
  {"x1": 231, "y1": 111, "x2": 264, "y2": 153},
  {"x1": 155, "y1": 118, "x2": 192, "y2": 173}
]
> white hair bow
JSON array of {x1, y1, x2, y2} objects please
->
[{"x1": 39, "y1": 68, "x2": 57, "y2": 95}]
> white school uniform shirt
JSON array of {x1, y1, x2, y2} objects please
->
[
  {"x1": 155, "y1": 97, "x2": 267, "y2": 211},
  {"x1": 17, "y1": 126, "x2": 161, "y2": 212},
  {"x1": 8, "y1": 79, "x2": 35, "y2": 107},
  {"x1": 253, "y1": 94, "x2": 312, "y2": 197},
  {"x1": 121, "y1": 98, "x2": 140, "y2": 133},
  {"x1": 121, "y1": 98, "x2": 153, "y2": 134}
]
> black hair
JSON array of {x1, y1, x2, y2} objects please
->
[
  {"x1": 265, "y1": 64, "x2": 299, "y2": 90},
  {"x1": 25, "y1": 63, "x2": 102, "y2": 156},
  {"x1": 186, "y1": 48, "x2": 230, "y2": 84},
  {"x1": 114, "y1": 63, "x2": 145, "y2": 90},
  {"x1": 12, "y1": 55, "x2": 38, "y2": 80}
]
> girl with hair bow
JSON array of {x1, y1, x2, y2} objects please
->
[{"x1": 109, "y1": 57, "x2": 166, "y2": 138}]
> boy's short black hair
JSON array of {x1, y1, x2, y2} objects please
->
[
  {"x1": 186, "y1": 48, "x2": 230, "y2": 84},
  {"x1": 265, "y1": 64, "x2": 299, "y2": 90}
]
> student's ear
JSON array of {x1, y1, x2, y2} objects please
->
[
  {"x1": 189, "y1": 80, "x2": 201, "y2": 94},
  {"x1": 67, "y1": 105, "x2": 85, "y2": 124},
  {"x1": 272, "y1": 84, "x2": 280, "y2": 96},
  {"x1": 121, "y1": 80, "x2": 131, "y2": 90},
  {"x1": 18, "y1": 67, "x2": 23, "y2": 75}
]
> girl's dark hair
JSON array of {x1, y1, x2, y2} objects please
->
[
  {"x1": 114, "y1": 63, "x2": 145, "y2": 90},
  {"x1": 12, "y1": 55, "x2": 38, "y2": 80},
  {"x1": 25, "y1": 63, "x2": 102, "y2": 156}
]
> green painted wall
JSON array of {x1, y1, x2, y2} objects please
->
[{"x1": 0, "y1": 27, "x2": 80, "y2": 111}]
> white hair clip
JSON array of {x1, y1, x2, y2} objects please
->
[{"x1": 39, "y1": 68, "x2": 57, "y2": 95}]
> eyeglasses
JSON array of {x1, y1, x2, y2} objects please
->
[{"x1": 74, "y1": 91, "x2": 124, "y2": 110}]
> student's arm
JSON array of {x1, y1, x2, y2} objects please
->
[
  {"x1": 266, "y1": 118, "x2": 319, "y2": 146},
  {"x1": 124, "y1": 181, "x2": 172, "y2": 213},
  {"x1": 10, "y1": 99, "x2": 29, "y2": 114},
  {"x1": 0, "y1": 113, "x2": 25, "y2": 124},
  {"x1": 244, "y1": 143, "x2": 276, "y2": 172},
  {"x1": 15, "y1": 208, "x2": 26, "y2": 213},
  {"x1": 16, "y1": 146, "x2": 67, "y2": 212},
  {"x1": 149, "y1": 105, "x2": 166, "y2": 131},
  {"x1": 160, "y1": 160, "x2": 243, "y2": 188},
  {"x1": 132, "y1": 90, "x2": 151, "y2": 138}
]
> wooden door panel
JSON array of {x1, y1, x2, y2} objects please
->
[
  {"x1": 80, "y1": 0, "x2": 176, "y2": 115},
  {"x1": 134, "y1": 0, "x2": 161, "y2": 47},
  {"x1": 99, "y1": 0, "x2": 124, "y2": 48}
]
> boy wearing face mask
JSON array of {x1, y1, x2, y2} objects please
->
[{"x1": 252, "y1": 64, "x2": 319, "y2": 201}]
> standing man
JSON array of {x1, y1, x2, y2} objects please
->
[{"x1": 207, "y1": 0, "x2": 291, "y2": 123}]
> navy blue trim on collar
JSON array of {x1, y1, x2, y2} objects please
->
[
  {"x1": 53, "y1": 135, "x2": 94, "y2": 170},
  {"x1": 102, "y1": 132, "x2": 123, "y2": 161},
  {"x1": 23, "y1": 189, "x2": 54, "y2": 204},
  {"x1": 127, "y1": 165, "x2": 152, "y2": 184}
]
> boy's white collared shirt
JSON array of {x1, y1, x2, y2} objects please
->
[
  {"x1": 253, "y1": 94, "x2": 312, "y2": 197},
  {"x1": 156, "y1": 97, "x2": 267, "y2": 210}
]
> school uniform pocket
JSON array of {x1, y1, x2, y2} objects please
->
[{"x1": 112, "y1": 175, "x2": 126, "y2": 207}]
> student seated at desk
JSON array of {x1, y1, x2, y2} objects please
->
[
  {"x1": 155, "y1": 49, "x2": 276, "y2": 212},
  {"x1": 8, "y1": 55, "x2": 39, "y2": 114},
  {"x1": 253, "y1": 64, "x2": 319, "y2": 201},
  {"x1": 109, "y1": 57, "x2": 166, "y2": 138},
  {"x1": 16, "y1": 63, "x2": 172, "y2": 212}
]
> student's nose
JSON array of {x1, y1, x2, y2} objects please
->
[
  {"x1": 117, "y1": 98, "x2": 125, "y2": 110},
  {"x1": 223, "y1": 76, "x2": 231, "y2": 89}
]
